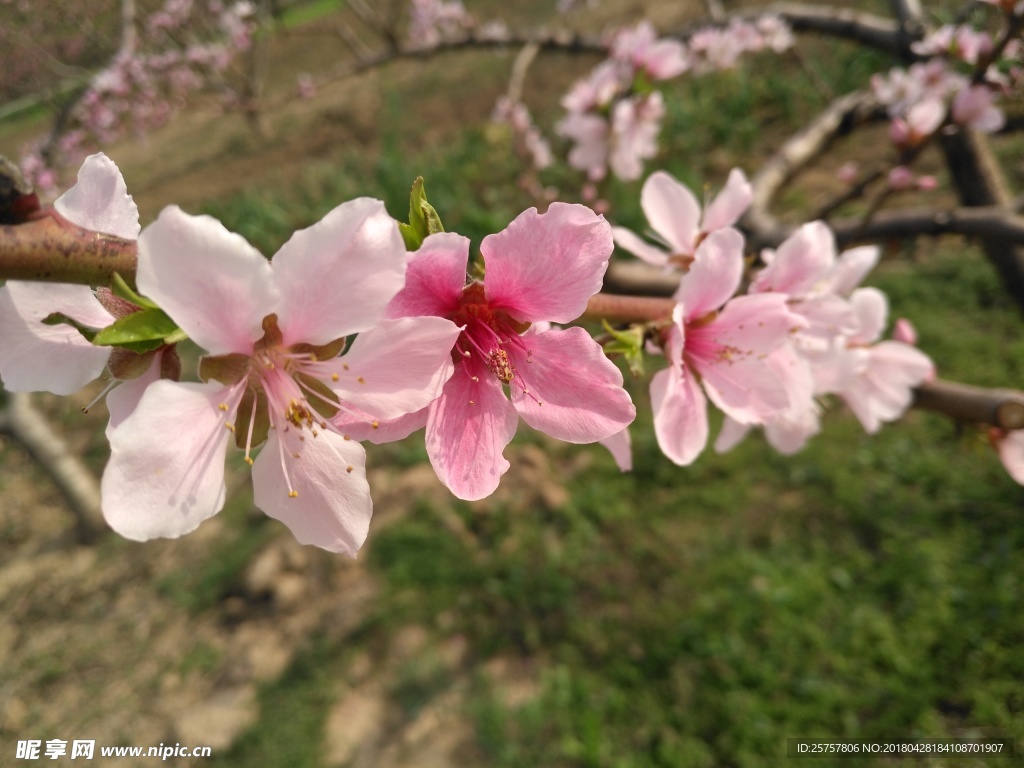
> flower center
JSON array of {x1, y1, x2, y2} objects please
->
[{"x1": 449, "y1": 282, "x2": 538, "y2": 401}]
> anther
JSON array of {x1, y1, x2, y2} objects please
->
[
  {"x1": 357, "y1": 376, "x2": 365, "y2": 384},
  {"x1": 292, "y1": 452, "x2": 300, "y2": 458},
  {"x1": 371, "y1": 420, "x2": 379, "y2": 429},
  {"x1": 343, "y1": 363, "x2": 349, "y2": 370},
  {"x1": 346, "y1": 465, "x2": 354, "y2": 473},
  {"x1": 244, "y1": 457, "x2": 254, "y2": 465},
  {"x1": 288, "y1": 490, "x2": 298, "y2": 498},
  {"x1": 331, "y1": 373, "x2": 339, "y2": 381},
  {"x1": 218, "y1": 403, "x2": 228, "y2": 411}
]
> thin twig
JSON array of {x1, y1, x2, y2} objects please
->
[{"x1": 0, "y1": 393, "x2": 104, "y2": 543}]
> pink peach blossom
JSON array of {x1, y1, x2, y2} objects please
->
[
  {"x1": 612, "y1": 168, "x2": 752, "y2": 269},
  {"x1": 378, "y1": 204, "x2": 635, "y2": 500},
  {"x1": 101, "y1": 200, "x2": 461, "y2": 553}
]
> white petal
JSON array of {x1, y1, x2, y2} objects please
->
[
  {"x1": 101, "y1": 381, "x2": 239, "y2": 541},
  {"x1": 273, "y1": 198, "x2": 406, "y2": 345},
  {"x1": 252, "y1": 428, "x2": 371, "y2": 556},
  {"x1": 0, "y1": 282, "x2": 112, "y2": 395},
  {"x1": 138, "y1": 207, "x2": 278, "y2": 355},
  {"x1": 55, "y1": 153, "x2": 140, "y2": 239}
]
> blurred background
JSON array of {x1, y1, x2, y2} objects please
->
[{"x1": 1, "y1": 0, "x2": 1023, "y2": 765}]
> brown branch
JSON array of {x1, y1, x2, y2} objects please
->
[
  {"x1": 830, "y1": 205, "x2": 1024, "y2": 246},
  {"x1": 602, "y1": 261, "x2": 680, "y2": 298},
  {"x1": 744, "y1": 90, "x2": 878, "y2": 249},
  {"x1": 913, "y1": 379, "x2": 1024, "y2": 431},
  {"x1": 0, "y1": 213, "x2": 138, "y2": 288},
  {"x1": 0, "y1": 393, "x2": 104, "y2": 543}
]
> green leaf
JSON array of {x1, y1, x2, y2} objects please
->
[
  {"x1": 602, "y1": 320, "x2": 646, "y2": 377},
  {"x1": 93, "y1": 308, "x2": 184, "y2": 353},
  {"x1": 110, "y1": 272, "x2": 159, "y2": 310},
  {"x1": 41, "y1": 312, "x2": 98, "y2": 342},
  {"x1": 398, "y1": 176, "x2": 445, "y2": 251}
]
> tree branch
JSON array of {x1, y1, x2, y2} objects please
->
[
  {"x1": 0, "y1": 213, "x2": 138, "y2": 287},
  {"x1": 744, "y1": 90, "x2": 878, "y2": 249},
  {"x1": 0, "y1": 393, "x2": 104, "y2": 543}
]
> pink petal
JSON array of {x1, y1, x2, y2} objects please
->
[
  {"x1": 829, "y1": 245, "x2": 879, "y2": 295},
  {"x1": 848, "y1": 287, "x2": 887, "y2": 345},
  {"x1": 508, "y1": 327, "x2": 635, "y2": 442},
  {"x1": 54, "y1": 153, "x2": 140, "y2": 239},
  {"x1": 752, "y1": 221, "x2": 835, "y2": 296},
  {"x1": 424, "y1": 356, "x2": 519, "y2": 500},
  {"x1": 252, "y1": 428, "x2": 371, "y2": 556},
  {"x1": 714, "y1": 416, "x2": 751, "y2": 453},
  {"x1": 611, "y1": 225, "x2": 670, "y2": 267},
  {"x1": 323, "y1": 316, "x2": 461, "y2": 420},
  {"x1": 0, "y1": 282, "x2": 113, "y2": 395},
  {"x1": 101, "y1": 380, "x2": 240, "y2": 541},
  {"x1": 138, "y1": 206, "x2": 277, "y2": 356},
  {"x1": 764, "y1": 407, "x2": 820, "y2": 454},
  {"x1": 641, "y1": 170, "x2": 701, "y2": 255},
  {"x1": 599, "y1": 428, "x2": 633, "y2": 471},
  {"x1": 333, "y1": 407, "x2": 428, "y2": 444},
  {"x1": 483, "y1": 203, "x2": 613, "y2": 323},
  {"x1": 701, "y1": 168, "x2": 752, "y2": 233},
  {"x1": 273, "y1": 198, "x2": 406, "y2": 345},
  {"x1": 997, "y1": 431, "x2": 1024, "y2": 485},
  {"x1": 385, "y1": 232, "x2": 469, "y2": 319},
  {"x1": 651, "y1": 364, "x2": 709, "y2": 466},
  {"x1": 644, "y1": 40, "x2": 689, "y2": 80},
  {"x1": 675, "y1": 228, "x2": 745, "y2": 320}
]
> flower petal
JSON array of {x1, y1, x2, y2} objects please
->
[
  {"x1": 252, "y1": 428, "x2": 371, "y2": 556},
  {"x1": 651, "y1": 364, "x2": 709, "y2": 466},
  {"x1": 101, "y1": 380, "x2": 239, "y2": 541},
  {"x1": 54, "y1": 153, "x2": 140, "y2": 239},
  {"x1": 324, "y1": 316, "x2": 461, "y2": 420},
  {"x1": 641, "y1": 170, "x2": 701, "y2": 255},
  {"x1": 751, "y1": 221, "x2": 835, "y2": 297},
  {"x1": 273, "y1": 198, "x2": 406, "y2": 345},
  {"x1": 701, "y1": 167, "x2": 752, "y2": 233},
  {"x1": 425, "y1": 356, "x2": 519, "y2": 500},
  {"x1": 482, "y1": 203, "x2": 612, "y2": 324},
  {"x1": 714, "y1": 416, "x2": 751, "y2": 453},
  {"x1": 138, "y1": 206, "x2": 277, "y2": 355},
  {"x1": 599, "y1": 428, "x2": 633, "y2": 471},
  {"x1": 385, "y1": 232, "x2": 470, "y2": 319},
  {"x1": 0, "y1": 282, "x2": 113, "y2": 395},
  {"x1": 105, "y1": 350, "x2": 166, "y2": 436},
  {"x1": 997, "y1": 430, "x2": 1024, "y2": 485},
  {"x1": 509, "y1": 327, "x2": 635, "y2": 442},
  {"x1": 674, "y1": 228, "x2": 744, "y2": 320},
  {"x1": 849, "y1": 287, "x2": 887, "y2": 345},
  {"x1": 828, "y1": 245, "x2": 879, "y2": 296},
  {"x1": 611, "y1": 225, "x2": 670, "y2": 267},
  {"x1": 333, "y1": 407, "x2": 428, "y2": 444}
]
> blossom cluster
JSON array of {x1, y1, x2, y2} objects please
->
[
  {"x1": 613, "y1": 169, "x2": 935, "y2": 464},
  {"x1": 19, "y1": 0, "x2": 256, "y2": 194},
  {"x1": 870, "y1": 7, "x2": 1022, "y2": 167},
  {"x1": 556, "y1": 17, "x2": 793, "y2": 183},
  {"x1": 0, "y1": 155, "x2": 634, "y2": 553},
  {"x1": 407, "y1": 0, "x2": 475, "y2": 48}
]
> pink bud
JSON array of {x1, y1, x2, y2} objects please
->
[
  {"x1": 892, "y1": 318, "x2": 918, "y2": 345},
  {"x1": 887, "y1": 166, "x2": 915, "y2": 191}
]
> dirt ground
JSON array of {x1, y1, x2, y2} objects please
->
[{"x1": 0, "y1": 2, "x2": 703, "y2": 766}]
